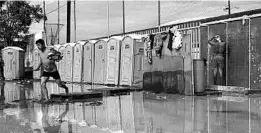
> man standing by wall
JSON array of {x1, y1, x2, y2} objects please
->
[{"x1": 208, "y1": 35, "x2": 226, "y2": 85}]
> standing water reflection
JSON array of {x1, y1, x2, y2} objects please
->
[{"x1": 0, "y1": 81, "x2": 260, "y2": 132}]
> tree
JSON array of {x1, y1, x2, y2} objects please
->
[{"x1": 0, "y1": 1, "x2": 46, "y2": 47}]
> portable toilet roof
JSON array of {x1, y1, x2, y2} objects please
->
[
  {"x1": 64, "y1": 42, "x2": 77, "y2": 47},
  {"x1": 100, "y1": 38, "x2": 108, "y2": 42},
  {"x1": 94, "y1": 39, "x2": 107, "y2": 45},
  {"x1": 124, "y1": 34, "x2": 146, "y2": 40},
  {"x1": 76, "y1": 40, "x2": 88, "y2": 45},
  {"x1": 53, "y1": 43, "x2": 65, "y2": 48},
  {"x1": 109, "y1": 36, "x2": 123, "y2": 41},
  {"x1": 88, "y1": 40, "x2": 98, "y2": 44},
  {"x1": 2, "y1": 46, "x2": 24, "y2": 51}
]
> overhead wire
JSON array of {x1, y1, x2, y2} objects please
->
[{"x1": 46, "y1": 3, "x2": 67, "y2": 15}]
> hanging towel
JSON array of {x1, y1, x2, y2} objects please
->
[{"x1": 170, "y1": 26, "x2": 183, "y2": 50}]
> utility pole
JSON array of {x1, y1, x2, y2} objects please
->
[
  {"x1": 107, "y1": 1, "x2": 110, "y2": 39},
  {"x1": 58, "y1": 0, "x2": 60, "y2": 44},
  {"x1": 67, "y1": 0, "x2": 71, "y2": 43},
  {"x1": 228, "y1": 0, "x2": 231, "y2": 15},
  {"x1": 74, "y1": 0, "x2": 76, "y2": 42},
  {"x1": 122, "y1": 0, "x2": 125, "y2": 36},
  {"x1": 158, "y1": 0, "x2": 160, "y2": 32},
  {"x1": 43, "y1": 1, "x2": 47, "y2": 45}
]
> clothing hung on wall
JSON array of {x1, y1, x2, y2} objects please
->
[
  {"x1": 170, "y1": 26, "x2": 183, "y2": 50},
  {"x1": 144, "y1": 34, "x2": 154, "y2": 64},
  {"x1": 153, "y1": 33, "x2": 168, "y2": 58},
  {"x1": 167, "y1": 30, "x2": 174, "y2": 51}
]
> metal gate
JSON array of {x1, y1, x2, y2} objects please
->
[{"x1": 200, "y1": 14, "x2": 261, "y2": 90}]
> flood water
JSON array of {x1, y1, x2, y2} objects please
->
[{"x1": 0, "y1": 81, "x2": 261, "y2": 133}]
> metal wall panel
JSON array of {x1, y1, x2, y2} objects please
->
[
  {"x1": 227, "y1": 20, "x2": 249, "y2": 88},
  {"x1": 250, "y1": 17, "x2": 261, "y2": 90}
]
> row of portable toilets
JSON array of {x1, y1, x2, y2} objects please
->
[{"x1": 33, "y1": 35, "x2": 145, "y2": 86}]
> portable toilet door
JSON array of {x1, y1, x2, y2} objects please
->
[
  {"x1": 33, "y1": 48, "x2": 41, "y2": 79},
  {"x1": 2, "y1": 46, "x2": 25, "y2": 80},
  {"x1": 93, "y1": 39, "x2": 108, "y2": 84},
  {"x1": 58, "y1": 45, "x2": 66, "y2": 81},
  {"x1": 120, "y1": 35, "x2": 144, "y2": 86},
  {"x1": 73, "y1": 41, "x2": 87, "y2": 83},
  {"x1": 83, "y1": 40, "x2": 97, "y2": 83},
  {"x1": 64, "y1": 43, "x2": 76, "y2": 82},
  {"x1": 105, "y1": 36, "x2": 123, "y2": 85}
]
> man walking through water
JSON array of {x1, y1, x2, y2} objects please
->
[
  {"x1": 208, "y1": 35, "x2": 226, "y2": 85},
  {"x1": 33, "y1": 39, "x2": 68, "y2": 102}
]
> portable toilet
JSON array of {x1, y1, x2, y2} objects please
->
[
  {"x1": 93, "y1": 39, "x2": 108, "y2": 84},
  {"x1": 73, "y1": 40, "x2": 88, "y2": 83},
  {"x1": 83, "y1": 40, "x2": 97, "y2": 84},
  {"x1": 57, "y1": 44, "x2": 66, "y2": 81},
  {"x1": 2, "y1": 46, "x2": 25, "y2": 80},
  {"x1": 63, "y1": 43, "x2": 76, "y2": 82},
  {"x1": 33, "y1": 48, "x2": 41, "y2": 79},
  {"x1": 105, "y1": 36, "x2": 123, "y2": 85},
  {"x1": 120, "y1": 35, "x2": 145, "y2": 86}
]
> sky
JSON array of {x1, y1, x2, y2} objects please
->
[{"x1": 28, "y1": 0, "x2": 261, "y2": 44}]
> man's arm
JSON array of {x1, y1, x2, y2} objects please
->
[{"x1": 208, "y1": 37, "x2": 217, "y2": 46}]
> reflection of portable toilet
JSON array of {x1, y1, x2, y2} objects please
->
[
  {"x1": 74, "y1": 102, "x2": 84, "y2": 126},
  {"x1": 83, "y1": 102, "x2": 96, "y2": 126},
  {"x1": 95, "y1": 99, "x2": 108, "y2": 128},
  {"x1": 64, "y1": 43, "x2": 76, "y2": 82},
  {"x1": 33, "y1": 48, "x2": 41, "y2": 79},
  {"x1": 120, "y1": 94, "x2": 135, "y2": 132},
  {"x1": 105, "y1": 36, "x2": 123, "y2": 85},
  {"x1": 106, "y1": 96, "x2": 121, "y2": 131},
  {"x1": 2, "y1": 46, "x2": 25, "y2": 80},
  {"x1": 58, "y1": 44, "x2": 66, "y2": 81},
  {"x1": 132, "y1": 91, "x2": 145, "y2": 132},
  {"x1": 120, "y1": 35, "x2": 145, "y2": 86},
  {"x1": 93, "y1": 39, "x2": 108, "y2": 84},
  {"x1": 83, "y1": 40, "x2": 97, "y2": 84},
  {"x1": 73, "y1": 41, "x2": 88, "y2": 83},
  {"x1": 33, "y1": 82, "x2": 41, "y2": 99},
  {"x1": 4, "y1": 82, "x2": 15, "y2": 102}
]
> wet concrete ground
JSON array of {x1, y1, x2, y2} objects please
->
[{"x1": 0, "y1": 81, "x2": 261, "y2": 133}]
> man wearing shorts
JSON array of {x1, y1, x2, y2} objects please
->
[
  {"x1": 33, "y1": 39, "x2": 68, "y2": 102},
  {"x1": 208, "y1": 35, "x2": 226, "y2": 85}
]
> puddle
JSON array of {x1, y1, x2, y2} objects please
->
[{"x1": 0, "y1": 81, "x2": 261, "y2": 132}]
